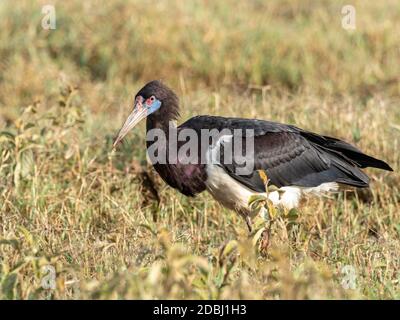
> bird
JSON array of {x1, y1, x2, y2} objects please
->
[{"x1": 113, "y1": 80, "x2": 393, "y2": 230}]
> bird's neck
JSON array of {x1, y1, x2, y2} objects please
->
[
  {"x1": 145, "y1": 100, "x2": 180, "y2": 153},
  {"x1": 146, "y1": 113, "x2": 177, "y2": 134},
  {"x1": 146, "y1": 98, "x2": 180, "y2": 133},
  {"x1": 145, "y1": 105, "x2": 207, "y2": 196},
  {"x1": 145, "y1": 104, "x2": 179, "y2": 185}
]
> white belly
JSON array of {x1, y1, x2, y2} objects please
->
[
  {"x1": 205, "y1": 164, "x2": 338, "y2": 214},
  {"x1": 205, "y1": 164, "x2": 257, "y2": 211},
  {"x1": 204, "y1": 134, "x2": 337, "y2": 215}
]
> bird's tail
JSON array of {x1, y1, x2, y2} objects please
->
[
  {"x1": 321, "y1": 135, "x2": 393, "y2": 171},
  {"x1": 300, "y1": 131, "x2": 393, "y2": 171}
]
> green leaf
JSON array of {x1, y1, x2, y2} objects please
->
[
  {"x1": 2, "y1": 273, "x2": 17, "y2": 300},
  {"x1": 286, "y1": 208, "x2": 299, "y2": 222},
  {"x1": 248, "y1": 194, "x2": 267, "y2": 211},
  {"x1": 252, "y1": 227, "x2": 266, "y2": 247},
  {"x1": 221, "y1": 240, "x2": 238, "y2": 257},
  {"x1": 0, "y1": 239, "x2": 20, "y2": 250},
  {"x1": 352, "y1": 126, "x2": 361, "y2": 143},
  {"x1": 0, "y1": 131, "x2": 15, "y2": 140}
]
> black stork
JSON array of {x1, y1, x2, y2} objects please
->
[{"x1": 113, "y1": 80, "x2": 393, "y2": 228}]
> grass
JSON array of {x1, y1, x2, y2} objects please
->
[{"x1": 0, "y1": 0, "x2": 399, "y2": 299}]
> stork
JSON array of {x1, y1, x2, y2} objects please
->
[{"x1": 113, "y1": 80, "x2": 392, "y2": 230}]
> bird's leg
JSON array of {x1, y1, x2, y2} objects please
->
[
  {"x1": 245, "y1": 216, "x2": 253, "y2": 233},
  {"x1": 131, "y1": 160, "x2": 160, "y2": 222},
  {"x1": 259, "y1": 206, "x2": 272, "y2": 253},
  {"x1": 238, "y1": 209, "x2": 253, "y2": 233}
]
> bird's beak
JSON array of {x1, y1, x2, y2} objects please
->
[{"x1": 113, "y1": 99, "x2": 147, "y2": 148}]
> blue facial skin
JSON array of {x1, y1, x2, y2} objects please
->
[{"x1": 147, "y1": 99, "x2": 162, "y2": 115}]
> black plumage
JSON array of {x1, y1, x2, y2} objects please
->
[
  {"x1": 180, "y1": 115, "x2": 392, "y2": 193},
  {"x1": 114, "y1": 80, "x2": 393, "y2": 203}
]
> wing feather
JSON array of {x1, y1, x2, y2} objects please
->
[{"x1": 179, "y1": 115, "x2": 391, "y2": 192}]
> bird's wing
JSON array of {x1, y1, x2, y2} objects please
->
[
  {"x1": 221, "y1": 131, "x2": 371, "y2": 192},
  {"x1": 180, "y1": 116, "x2": 392, "y2": 192}
]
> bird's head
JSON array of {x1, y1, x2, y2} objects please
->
[{"x1": 113, "y1": 80, "x2": 179, "y2": 148}]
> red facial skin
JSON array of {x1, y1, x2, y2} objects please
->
[{"x1": 136, "y1": 95, "x2": 155, "y2": 110}]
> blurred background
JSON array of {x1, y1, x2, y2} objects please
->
[
  {"x1": 0, "y1": 0, "x2": 399, "y2": 299},
  {"x1": 1, "y1": 1, "x2": 400, "y2": 119}
]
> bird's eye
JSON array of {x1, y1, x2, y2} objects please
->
[
  {"x1": 145, "y1": 96, "x2": 156, "y2": 106},
  {"x1": 145, "y1": 96, "x2": 155, "y2": 105}
]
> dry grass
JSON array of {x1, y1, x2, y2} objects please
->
[{"x1": 0, "y1": 0, "x2": 399, "y2": 299}]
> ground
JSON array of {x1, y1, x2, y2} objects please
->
[{"x1": 0, "y1": 0, "x2": 399, "y2": 299}]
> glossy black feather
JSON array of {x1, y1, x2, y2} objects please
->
[
  {"x1": 306, "y1": 133, "x2": 393, "y2": 171},
  {"x1": 180, "y1": 115, "x2": 392, "y2": 192}
]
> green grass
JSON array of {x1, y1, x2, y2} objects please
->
[{"x1": 0, "y1": 0, "x2": 399, "y2": 299}]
